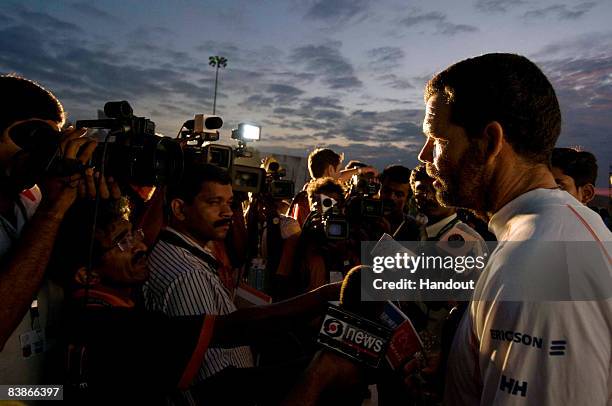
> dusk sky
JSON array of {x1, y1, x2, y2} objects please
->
[{"x1": 1, "y1": 0, "x2": 610, "y2": 186}]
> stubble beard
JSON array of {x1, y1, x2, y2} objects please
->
[{"x1": 429, "y1": 145, "x2": 491, "y2": 213}]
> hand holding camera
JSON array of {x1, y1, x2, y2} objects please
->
[{"x1": 38, "y1": 125, "x2": 97, "y2": 214}]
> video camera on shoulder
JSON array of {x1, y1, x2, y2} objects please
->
[
  {"x1": 347, "y1": 172, "x2": 384, "y2": 219},
  {"x1": 320, "y1": 194, "x2": 349, "y2": 240},
  {"x1": 177, "y1": 114, "x2": 234, "y2": 170},
  {"x1": 75, "y1": 101, "x2": 183, "y2": 185},
  {"x1": 262, "y1": 159, "x2": 294, "y2": 200},
  {"x1": 230, "y1": 164, "x2": 265, "y2": 194}
]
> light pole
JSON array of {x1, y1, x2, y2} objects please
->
[{"x1": 209, "y1": 56, "x2": 227, "y2": 114}]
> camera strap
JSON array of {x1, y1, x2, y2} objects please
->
[{"x1": 158, "y1": 229, "x2": 220, "y2": 274}]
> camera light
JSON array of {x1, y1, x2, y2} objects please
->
[{"x1": 240, "y1": 123, "x2": 261, "y2": 141}]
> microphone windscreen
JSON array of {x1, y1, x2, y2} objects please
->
[{"x1": 340, "y1": 265, "x2": 384, "y2": 321}]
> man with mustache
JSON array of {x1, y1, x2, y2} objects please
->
[
  {"x1": 143, "y1": 163, "x2": 343, "y2": 405},
  {"x1": 417, "y1": 53, "x2": 611, "y2": 405},
  {"x1": 143, "y1": 163, "x2": 251, "y2": 405}
]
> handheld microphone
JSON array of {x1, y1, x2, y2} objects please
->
[
  {"x1": 317, "y1": 266, "x2": 392, "y2": 369},
  {"x1": 318, "y1": 266, "x2": 425, "y2": 371}
]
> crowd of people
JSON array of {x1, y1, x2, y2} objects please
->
[{"x1": 0, "y1": 52, "x2": 610, "y2": 406}]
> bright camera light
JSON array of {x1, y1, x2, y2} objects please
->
[{"x1": 241, "y1": 124, "x2": 261, "y2": 140}]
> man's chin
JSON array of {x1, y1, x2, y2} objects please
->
[
  {"x1": 215, "y1": 229, "x2": 229, "y2": 240},
  {"x1": 435, "y1": 186, "x2": 458, "y2": 208}
]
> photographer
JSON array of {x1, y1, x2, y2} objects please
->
[
  {"x1": 292, "y1": 177, "x2": 358, "y2": 293},
  {"x1": 0, "y1": 75, "x2": 97, "y2": 385}
]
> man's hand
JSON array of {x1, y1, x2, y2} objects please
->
[
  {"x1": 79, "y1": 170, "x2": 121, "y2": 200},
  {"x1": 359, "y1": 166, "x2": 379, "y2": 177},
  {"x1": 40, "y1": 126, "x2": 96, "y2": 214},
  {"x1": 402, "y1": 351, "x2": 442, "y2": 401}
]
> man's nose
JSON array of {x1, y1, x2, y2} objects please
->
[
  {"x1": 221, "y1": 203, "x2": 233, "y2": 217},
  {"x1": 418, "y1": 138, "x2": 434, "y2": 164},
  {"x1": 132, "y1": 240, "x2": 148, "y2": 252}
]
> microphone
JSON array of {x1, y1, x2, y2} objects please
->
[
  {"x1": 318, "y1": 266, "x2": 425, "y2": 370},
  {"x1": 318, "y1": 266, "x2": 392, "y2": 368}
]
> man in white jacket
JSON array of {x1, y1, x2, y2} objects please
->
[{"x1": 417, "y1": 53, "x2": 611, "y2": 405}]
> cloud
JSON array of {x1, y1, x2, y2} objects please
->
[
  {"x1": 523, "y1": 2, "x2": 597, "y2": 20},
  {"x1": 0, "y1": 11, "x2": 14, "y2": 25},
  {"x1": 532, "y1": 31, "x2": 612, "y2": 58},
  {"x1": 398, "y1": 10, "x2": 477, "y2": 36},
  {"x1": 378, "y1": 73, "x2": 413, "y2": 90},
  {"x1": 537, "y1": 54, "x2": 612, "y2": 187},
  {"x1": 302, "y1": 96, "x2": 345, "y2": 110},
  {"x1": 366, "y1": 47, "x2": 405, "y2": 68},
  {"x1": 438, "y1": 23, "x2": 478, "y2": 35},
  {"x1": 7, "y1": 4, "x2": 82, "y2": 33},
  {"x1": 399, "y1": 11, "x2": 445, "y2": 27},
  {"x1": 239, "y1": 94, "x2": 275, "y2": 109},
  {"x1": 266, "y1": 84, "x2": 305, "y2": 104},
  {"x1": 290, "y1": 42, "x2": 362, "y2": 90},
  {"x1": 71, "y1": 2, "x2": 118, "y2": 22},
  {"x1": 304, "y1": 0, "x2": 371, "y2": 22},
  {"x1": 0, "y1": 14, "x2": 228, "y2": 134},
  {"x1": 474, "y1": 0, "x2": 526, "y2": 13}
]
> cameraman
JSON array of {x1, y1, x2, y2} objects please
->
[
  {"x1": 246, "y1": 157, "x2": 301, "y2": 299},
  {"x1": 290, "y1": 148, "x2": 377, "y2": 226},
  {"x1": 293, "y1": 177, "x2": 358, "y2": 293},
  {"x1": 0, "y1": 75, "x2": 97, "y2": 385}
]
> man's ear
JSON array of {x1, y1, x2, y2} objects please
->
[
  {"x1": 170, "y1": 198, "x2": 187, "y2": 221},
  {"x1": 323, "y1": 164, "x2": 334, "y2": 178},
  {"x1": 482, "y1": 121, "x2": 504, "y2": 164},
  {"x1": 579, "y1": 183, "x2": 595, "y2": 205}
]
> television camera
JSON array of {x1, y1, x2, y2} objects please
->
[{"x1": 75, "y1": 101, "x2": 183, "y2": 186}]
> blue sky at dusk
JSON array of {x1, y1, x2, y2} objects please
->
[{"x1": 1, "y1": 0, "x2": 610, "y2": 186}]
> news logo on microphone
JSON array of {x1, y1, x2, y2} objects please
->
[{"x1": 318, "y1": 304, "x2": 392, "y2": 368}]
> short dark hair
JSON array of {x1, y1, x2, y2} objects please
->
[
  {"x1": 307, "y1": 177, "x2": 346, "y2": 201},
  {"x1": 0, "y1": 74, "x2": 65, "y2": 133},
  {"x1": 425, "y1": 53, "x2": 561, "y2": 164},
  {"x1": 380, "y1": 165, "x2": 411, "y2": 185},
  {"x1": 409, "y1": 163, "x2": 430, "y2": 190},
  {"x1": 167, "y1": 163, "x2": 232, "y2": 204},
  {"x1": 552, "y1": 147, "x2": 598, "y2": 186},
  {"x1": 308, "y1": 148, "x2": 343, "y2": 179}
]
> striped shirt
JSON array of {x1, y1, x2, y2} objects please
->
[{"x1": 143, "y1": 227, "x2": 253, "y2": 384}]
